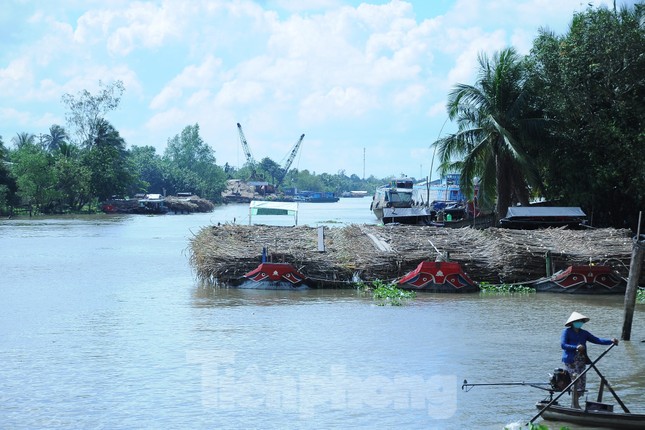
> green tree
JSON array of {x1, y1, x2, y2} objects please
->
[
  {"x1": 258, "y1": 157, "x2": 282, "y2": 185},
  {"x1": 52, "y1": 141, "x2": 91, "y2": 212},
  {"x1": 526, "y1": 3, "x2": 645, "y2": 228},
  {"x1": 163, "y1": 124, "x2": 226, "y2": 201},
  {"x1": 11, "y1": 141, "x2": 58, "y2": 213},
  {"x1": 43, "y1": 124, "x2": 69, "y2": 153},
  {"x1": 128, "y1": 145, "x2": 166, "y2": 196},
  {"x1": 434, "y1": 47, "x2": 545, "y2": 218},
  {"x1": 82, "y1": 119, "x2": 134, "y2": 202},
  {"x1": 0, "y1": 136, "x2": 19, "y2": 214},
  {"x1": 62, "y1": 80, "x2": 125, "y2": 147},
  {"x1": 11, "y1": 132, "x2": 35, "y2": 149}
]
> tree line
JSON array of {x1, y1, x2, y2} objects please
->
[
  {"x1": 0, "y1": 80, "x2": 384, "y2": 215},
  {"x1": 434, "y1": 3, "x2": 643, "y2": 231},
  {"x1": 1, "y1": 4, "x2": 643, "y2": 229}
]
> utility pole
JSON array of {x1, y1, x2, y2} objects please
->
[{"x1": 362, "y1": 147, "x2": 365, "y2": 180}]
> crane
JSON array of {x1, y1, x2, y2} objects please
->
[
  {"x1": 276, "y1": 133, "x2": 305, "y2": 188},
  {"x1": 237, "y1": 123, "x2": 255, "y2": 167}
]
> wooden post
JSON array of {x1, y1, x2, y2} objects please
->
[
  {"x1": 621, "y1": 211, "x2": 644, "y2": 341},
  {"x1": 317, "y1": 226, "x2": 325, "y2": 252},
  {"x1": 545, "y1": 250, "x2": 553, "y2": 277}
]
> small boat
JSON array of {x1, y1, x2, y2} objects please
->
[
  {"x1": 464, "y1": 344, "x2": 645, "y2": 429},
  {"x1": 530, "y1": 344, "x2": 645, "y2": 429},
  {"x1": 232, "y1": 263, "x2": 311, "y2": 290},
  {"x1": 536, "y1": 400, "x2": 645, "y2": 429},
  {"x1": 532, "y1": 265, "x2": 626, "y2": 294},
  {"x1": 396, "y1": 261, "x2": 479, "y2": 293}
]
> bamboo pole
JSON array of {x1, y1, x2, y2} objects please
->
[
  {"x1": 621, "y1": 211, "x2": 644, "y2": 341},
  {"x1": 528, "y1": 344, "x2": 615, "y2": 425}
]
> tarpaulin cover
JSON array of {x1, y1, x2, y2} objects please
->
[{"x1": 504, "y1": 206, "x2": 586, "y2": 219}]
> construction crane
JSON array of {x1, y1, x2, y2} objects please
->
[
  {"x1": 236, "y1": 122, "x2": 304, "y2": 186},
  {"x1": 236, "y1": 123, "x2": 255, "y2": 167},
  {"x1": 276, "y1": 133, "x2": 305, "y2": 188}
]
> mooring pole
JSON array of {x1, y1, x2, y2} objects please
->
[{"x1": 622, "y1": 211, "x2": 644, "y2": 341}]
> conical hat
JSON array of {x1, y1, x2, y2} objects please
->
[{"x1": 565, "y1": 311, "x2": 590, "y2": 327}]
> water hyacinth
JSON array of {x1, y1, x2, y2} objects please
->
[
  {"x1": 479, "y1": 282, "x2": 536, "y2": 294},
  {"x1": 356, "y1": 279, "x2": 416, "y2": 306}
]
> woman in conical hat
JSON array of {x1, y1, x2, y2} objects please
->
[{"x1": 561, "y1": 311, "x2": 618, "y2": 408}]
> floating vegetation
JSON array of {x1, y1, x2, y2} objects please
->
[
  {"x1": 638, "y1": 288, "x2": 645, "y2": 303},
  {"x1": 479, "y1": 282, "x2": 536, "y2": 294},
  {"x1": 369, "y1": 279, "x2": 416, "y2": 306}
]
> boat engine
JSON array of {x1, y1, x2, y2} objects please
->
[{"x1": 549, "y1": 368, "x2": 572, "y2": 392}]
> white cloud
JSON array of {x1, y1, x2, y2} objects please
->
[
  {"x1": 150, "y1": 56, "x2": 222, "y2": 109},
  {"x1": 300, "y1": 86, "x2": 375, "y2": 123},
  {"x1": 1, "y1": 0, "x2": 623, "y2": 177}
]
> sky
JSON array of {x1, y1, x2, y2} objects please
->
[{"x1": 0, "y1": 0, "x2": 638, "y2": 180}]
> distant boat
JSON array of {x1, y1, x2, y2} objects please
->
[
  {"x1": 370, "y1": 178, "x2": 431, "y2": 225},
  {"x1": 397, "y1": 261, "x2": 479, "y2": 293},
  {"x1": 341, "y1": 191, "x2": 368, "y2": 198},
  {"x1": 295, "y1": 191, "x2": 339, "y2": 203},
  {"x1": 532, "y1": 265, "x2": 626, "y2": 294}
]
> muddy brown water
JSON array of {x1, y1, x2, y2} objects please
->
[{"x1": 1, "y1": 199, "x2": 643, "y2": 429}]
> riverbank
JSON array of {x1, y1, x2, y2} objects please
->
[{"x1": 189, "y1": 224, "x2": 636, "y2": 287}]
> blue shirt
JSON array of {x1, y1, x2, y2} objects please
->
[{"x1": 561, "y1": 327, "x2": 612, "y2": 363}]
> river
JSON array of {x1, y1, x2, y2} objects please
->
[{"x1": 1, "y1": 198, "x2": 643, "y2": 429}]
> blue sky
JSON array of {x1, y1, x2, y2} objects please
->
[{"x1": 0, "y1": 0, "x2": 636, "y2": 179}]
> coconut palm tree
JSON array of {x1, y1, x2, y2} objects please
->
[
  {"x1": 43, "y1": 125, "x2": 69, "y2": 153},
  {"x1": 11, "y1": 132, "x2": 35, "y2": 149},
  {"x1": 434, "y1": 47, "x2": 544, "y2": 219}
]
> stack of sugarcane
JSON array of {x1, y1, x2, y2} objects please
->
[
  {"x1": 165, "y1": 195, "x2": 215, "y2": 213},
  {"x1": 188, "y1": 223, "x2": 634, "y2": 287}
]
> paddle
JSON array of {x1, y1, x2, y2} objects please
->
[
  {"x1": 528, "y1": 343, "x2": 615, "y2": 425},
  {"x1": 461, "y1": 380, "x2": 553, "y2": 392}
]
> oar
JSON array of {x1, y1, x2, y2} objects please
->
[
  {"x1": 462, "y1": 380, "x2": 552, "y2": 392},
  {"x1": 528, "y1": 343, "x2": 615, "y2": 425}
]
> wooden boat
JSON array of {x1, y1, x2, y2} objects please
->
[
  {"x1": 396, "y1": 261, "x2": 479, "y2": 293},
  {"x1": 232, "y1": 262, "x2": 312, "y2": 290},
  {"x1": 532, "y1": 265, "x2": 626, "y2": 294},
  {"x1": 536, "y1": 400, "x2": 645, "y2": 429},
  {"x1": 529, "y1": 344, "x2": 645, "y2": 429}
]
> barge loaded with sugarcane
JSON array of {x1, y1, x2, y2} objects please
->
[{"x1": 188, "y1": 224, "x2": 638, "y2": 290}]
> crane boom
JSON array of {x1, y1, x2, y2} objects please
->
[
  {"x1": 276, "y1": 133, "x2": 305, "y2": 187},
  {"x1": 237, "y1": 123, "x2": 255, "y2": 166},
  {"x1": 283, "y1": 134, "x2": 304, "y2": 173}
]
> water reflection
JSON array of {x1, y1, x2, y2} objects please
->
[{"x1": 192, "y1": 285, "x2": 367, "y2": 307}]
